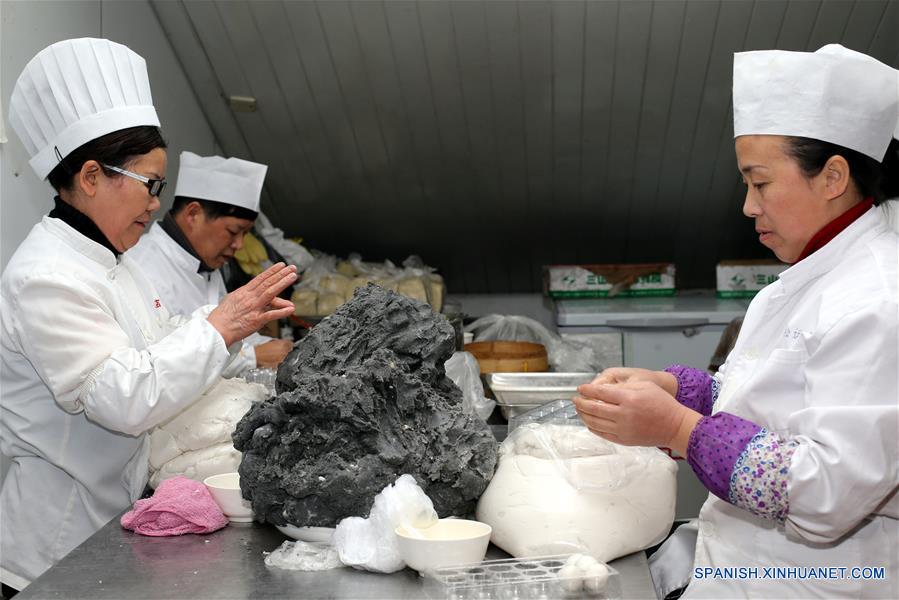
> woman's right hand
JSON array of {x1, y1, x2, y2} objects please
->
[
  {"x1": 208, "y1": 263, "x2": 298, "y2": 347},
  {"x1": 591, "y1": 367, "x2": 678, "y2": 398}
]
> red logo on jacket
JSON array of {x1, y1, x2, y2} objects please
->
[{"x1": 154, "y1": 299, "x2": 161, "y2": 309}]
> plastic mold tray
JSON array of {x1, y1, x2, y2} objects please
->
[
  {"x1": 424, "y1": 554, "x2": 622, "y2": 600},
  {"x1": 507, "y1": 398, "x2": 581, "y2": 432}
]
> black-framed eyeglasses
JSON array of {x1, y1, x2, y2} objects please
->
[{"x1": 101, "y1": 164, "x2": 167, "y2": 197}]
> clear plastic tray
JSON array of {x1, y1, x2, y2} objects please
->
[
  {"x1": 424, "y1": 554, "x2": 622, "y2": 599},
  {"x1": 242, "y1": 367, "x2": 277, "y2": 395},
  {"x1": 507, "y1": 399, "x2": 581, "y2": 432},
  {"x1": 497, "y1": 403, "x2": 544, "y2": 420}
]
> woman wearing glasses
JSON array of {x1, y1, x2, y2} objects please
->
[{"x1": 0, "y1": 38, "x2": 297, "y2": 592}]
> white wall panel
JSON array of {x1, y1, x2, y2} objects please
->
[
  {"x1": 0, "y1": 0, "x2": 216, "y2": 488},
  {"x1": 1, "y1": 1, "x2": 99, "y2": 273}
]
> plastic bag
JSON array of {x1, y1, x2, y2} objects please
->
[
  {"x1": 291, "y1": 252, "x2": 444, "y2": 317},
  {"x1": 465, "y1": 315, "x2": 600, "y2": 372},
  {"x1": 444, "y1": 351, "x2": 495, "y2": 420},
  {"x1": 332, "y1": 474, "x2": 438, "y2": 573},
  {"x1": 290, "y1": 254, "x2": 348, "y2": 317},
  {"x1": 255, "y1": 212, "x2": 315, "y2": 272},
  {"x1": 402, "y1": 255, "x2": 445, "y2": 313},
  {"x1": 476, "y1": 422, "x2": 677, "y2": 562},
  {"x1": 264, "y1": 540, "x2": 342, "y2": 571},
  {"x1": 503, "y1": 423, "x2": 674, "y2": 492}
]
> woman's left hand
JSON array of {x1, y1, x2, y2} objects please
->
[{"x1": 574, "y1": 381, "x2": 701, "y2": 454}]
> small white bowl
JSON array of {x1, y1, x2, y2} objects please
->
[
  {"x1": 203, "y1": 472, "x2": 254, "y2": 523},
  {"x1": 396, "y1": 518, "x2": 492, "y2": 574},
  {"x1": 275, "y1": 524, "x2": 335, "y2": 543}
]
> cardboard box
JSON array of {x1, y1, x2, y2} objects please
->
[
  {"x1": 716, "y1": 260, "x2": 786, "y2": 298},
  {"x1": 545, "y1": 263, "x2": 676, "y2": 298}
]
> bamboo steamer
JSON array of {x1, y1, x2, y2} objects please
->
[{"x1": 464, "y1": 341, "x2": 548, "y2": 374}]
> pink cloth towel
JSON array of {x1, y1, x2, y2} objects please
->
[{"x1": 121, "y1": 476, "x2": 229, "y2": 536}]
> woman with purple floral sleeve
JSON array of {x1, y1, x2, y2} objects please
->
[{"x1": 575, "y1": 45, "x2": 898, "y2": 599}]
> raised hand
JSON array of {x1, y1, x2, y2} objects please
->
[
  {"x1": 574, "y1": 380, "x2": 700, "y2": 454},
  {"x1": 208, "y1": 263, "x2": 297, "y2": 347}
]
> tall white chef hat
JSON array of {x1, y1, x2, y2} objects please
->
[
  {"x1": 733, "y1": 44, "x2": 899, "y2": 162},
  {"x1": 174, "y1": 151, "x2": 267, "y2": 214},
  {"x1": 8, "y1": 38, "x2": 160, "y2": 180}
]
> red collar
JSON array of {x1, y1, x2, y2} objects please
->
[{"x1": 795, "y1": 198, "x2": 873, "y2": 263}]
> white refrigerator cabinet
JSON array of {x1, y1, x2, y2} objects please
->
[{"x1": 554, "y1": 293, "x2": 749, "y2": 370}]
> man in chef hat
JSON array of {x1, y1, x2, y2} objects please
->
[{"x1": 129, "y1": 152, "x2": 293, "y2": 375}]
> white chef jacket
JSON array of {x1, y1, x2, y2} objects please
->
[
  {"x1": 684, "y1": 207, "x2": 898, "y2": 598},
  {"x1": 0, "y1": 217, "x2": 235, "y2": 588},
  {"x1": 127, "y1": 221, "x2": 267, "y2": 377}
]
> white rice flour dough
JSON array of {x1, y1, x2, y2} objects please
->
[
  {"x1": 476, "y1": 424, "x2": 677, "y2": 562},
  {"x1": 149, "y1": 378, "x2": 268, "y2": 488}
]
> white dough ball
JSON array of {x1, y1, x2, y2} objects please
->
[
  {"x1": 565, "y1": 553, "x2": 584, "y2": 568},
  {"x1": 557, "y1": 564, "x2": 583, "y2": 594},
  {"x1": 583, "y1": 562, "x2": 610, "y2": 594},
  {"x1": 576, "y1": 554, "x2": 598, "y2": 570}
]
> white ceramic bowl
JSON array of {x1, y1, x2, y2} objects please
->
[
  {"x1": 275, "y1": 524, "x2": 335, "y2": 543},
  {"x1": 395, "y1": 518, "x2": 492, "y2": 574},
  {"x1": 203, "y1": 472, "x2": 254, "y2": 523}
]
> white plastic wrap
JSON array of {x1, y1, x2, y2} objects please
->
[
  {"x1": 465, "y1": 315, "x2": 601, "y2": 372},
  {"x1": 504, "y1": 423, "x2": 671, "y2": 493},
  {"x1": 340, "y1": 254, "x2": 401, "y2": 295},
  {"x1": 476, "y1": 423, "x2": 677, "y2": 562},
  {"x1": 333, "y1": 474, "x2": 438, "y2": 574},
  {"x1": 264, "y1": 540, "x2": 342, "y2": 571},
  {"x1": 401, "y1": 255, "x2": 444, "y2": 312},
  {"x1": 444, "y1": 351, "x2": 495, "y2": 420}
]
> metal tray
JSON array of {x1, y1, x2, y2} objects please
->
[{"x1": 487, "y1": 372, "x2": 594, "y2": 406}]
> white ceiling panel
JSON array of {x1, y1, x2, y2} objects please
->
[{"x1": 151, "y1": 0, "x2": 899, "y2": 292}]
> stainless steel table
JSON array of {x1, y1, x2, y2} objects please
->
[{"x1": 17, "y1": 516, "x2": 657, "y2": 599}]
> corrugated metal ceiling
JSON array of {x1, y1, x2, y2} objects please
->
[{"x1": 151, "y1": 0, "x2": 899, "y2": 292}]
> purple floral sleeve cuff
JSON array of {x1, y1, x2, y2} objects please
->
[
  {"x1": 664, "y1": 364, "x2": 715, "y2": 416},
  {"x1": 687, "y1": 413, "x2": 798, "y2": 523},
  {"x1": 729, "y1": 429, "x2": 798, "y2": 522}
]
